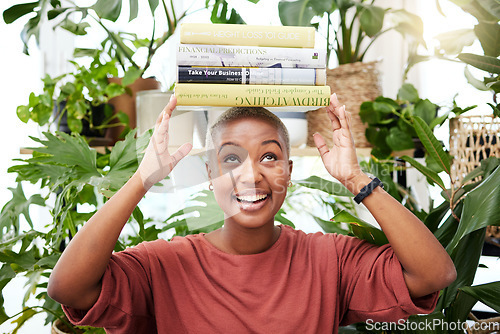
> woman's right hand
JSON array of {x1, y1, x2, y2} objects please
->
[{"x1": 137, "y1": 95, "x2": 192, "y2": 190}]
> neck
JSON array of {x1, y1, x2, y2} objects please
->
[{"x1": 215, "y1": 222, "x2": 280, "y2": 255}]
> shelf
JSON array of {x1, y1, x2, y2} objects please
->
[{"x1": 20, "y1": 146, "x2": 372, "y2": 157}]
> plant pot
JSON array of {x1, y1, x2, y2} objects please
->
[
  {"x1": 449, "y1": 115, "x2": 500, "y2": 184},
  {"x1": 307, "y1": 61, "x2": 381, "y2": 148},
  {"x1": 136, "y1": 90, "x2": 195, "y2": 146},
  {"x1": 272, "y1": 111, "x2": 307, "y2": 147},
  {"x1": 51, "y1": 318, "x2": 84, "y2": 334},
  {"x1": 106, "y1": 76, "x2": 161, "y2": 143},
  {"x1": 53, "y1": 101, "x2": 113, "y2": 145}
]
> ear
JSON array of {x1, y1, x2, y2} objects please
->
[
  {"x1": 288, "y1": 159, "x2": 293, "y2": 178},
  {"x1": 206, "y1": 162, "x2": 212, "y2": 181}
]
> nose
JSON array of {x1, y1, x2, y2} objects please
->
[{"x1": 235, "y1": 157, "x2": 262, "y2": 186}]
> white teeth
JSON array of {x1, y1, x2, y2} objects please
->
[{"x1": 236, "y1": 194, "x2": 267, "y2": 202}]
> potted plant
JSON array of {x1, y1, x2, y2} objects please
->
[
  {"x1": 359, "y1": 83, "x2": 446, "y2": 159},
  {"x1": 16, "y1": 53, "x2": 129, "y2": 143},
  {"x1": 3, "y1": 0, "x2": 248, "y2": 142},
  {"x1": 276, "y1": 0, "x2": 426, "y2": 148}
]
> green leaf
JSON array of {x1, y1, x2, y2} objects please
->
[
  {"x1": 27, "y1": 132, "x2": 98, "y2": 176},
  {"x1": 446, "y1": 166, "x2": 500, "y2": 252},
  {"x1": 295, "y1": 176, "x2": 353, "y2": 197},
  {"x1": 423, "y1": 201, "x2": 449, "y2": 233},
  {"x1": 386, "y1": 127, "x2": 414, "y2": 151},
  {"x1": 129, "y1": 0, "x2": 138, "y2": 21},
  {"x1": 474, "y1": 22, "x2": 500, "y2": 58},
  {"x1": 397, "y1": 83, "x2": 419, "y2": 103},
  {"x1": 122, "y1": 67, "x2": 142, "y2": 86},
  {"x1": 59, "y1": 20, "x2": 90, "y2": 36},
  {"x1": 312, "y1": 215, "x2": 349, "y2": 235},
  {"x1": 67, "y1": 117, "x2": 82, "y2": 133},
  {"x1": 412, "y1": 116, "x2": 451, "y2": 175},
  {"x1": 437, "y1": 228, "x2": 485, "y2": 310},
  {"x1": 0, "y1": 183, "x2": 45, "y2": 236},
  {"x1": 11, "y1": 308, "x2": 39, "y2": 334},
  {"x1": 95, "y1": 129, "x2": 144, "y2": 196},
  {"x1": 414, "y1": 99, "x2": 437, "y2": 125},
  {"x1": 476, "y1": 0, "x2": 500, "y2": 20},
  {"x1": 2, "y1": 2, "x2": 39, "y2": 24},
  {"x1": 390, "y1": 9, "x2": 425, "y2": 45},
  {"x1": 435, "y1": 28, "x2": 476, "y2": 55},
  {"x1": 209, "y1": 0, "x2": 245, "y2": 24},
  {"x1": 92, "y1": 0, "x2": 122, "y2": 21},
  {"x1": 359, "y1": 6, "x2": 385, "y2": 37},
  {"x1": 182, "y1": 191, "x2": 225, "y2": 231},
  {"x1": 331, "y1": 210, "x2": 388, "y2": 246},
  {"x1": 16, "y1": 105, "x2": 30, "y2": 123},
  {"x1": 148, "y1": 0, "x2": 159, "y2": 15},
  {"x1": 274, "y1": 208, "x2": 294, "y2": 228},
  {"x1": 458, "y1": 53, "x2": 500, "y2": 74},
  {"x1": 460, "y1": 281, "x2": 500, "y2": 313},
  {"x1": 446, "y1": 289, "x2": 478, "y2": 324},
  {"x1": 401, "y1": 155, "x2": 445, "y2": 189},
  {"x1": 278, "y1": 0, "x2": 315, "y2": 26}
]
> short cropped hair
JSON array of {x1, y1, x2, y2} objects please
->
[{"x1": 205, "y1": 107, "x2": 291, "y2": 158}]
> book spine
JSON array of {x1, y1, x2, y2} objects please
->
[
  {"x1": 179, "y1": 23, "x2": 315, "y2": 48},
  {"x1": 177, "y1": 44, "x2": 326, "y2": 69},
  {"x1": 174, "y1": 83, "x2": 331, "y2": 107},
  {"x1": 177, "y1": 66, "x2": 327, "y2": 86}
]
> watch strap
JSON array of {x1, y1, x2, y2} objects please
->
[{"x1": 354, "y1": 177, "x2": 383, "y2": 204}]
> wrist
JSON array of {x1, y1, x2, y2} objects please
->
[
  {"x1": 131, "y1": 171, "x2": 151, "y2": 194},
  {"x1": 342, "y1": 172, "x2": 373, "y2": 195}
]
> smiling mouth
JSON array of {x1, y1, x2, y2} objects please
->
[{"x1": 235, "y1": 194, "x2": 269, "y2": 204}]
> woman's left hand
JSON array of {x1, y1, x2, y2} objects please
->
[{"x1": 313, "y1": 94, "x2": 363, "y2": 186}]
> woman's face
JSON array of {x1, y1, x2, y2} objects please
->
[{"x1": 207, "y1": 118, "x2": 293, "y2": 229}]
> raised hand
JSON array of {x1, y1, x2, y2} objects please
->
[
  {"x1": 313, "y1": 93, "x2": 363, "y2": 187},
  {"x1": 137, "y1": 96, "x2": 192, "y2": 190}
]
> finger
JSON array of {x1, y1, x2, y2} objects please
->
[
  {"x1": 170, "y1": 142, "x2": 193, "y2": 170},
  {"x1": 339, "y1": 105, "x2": 349, "y2": 130},
  {"x1": 162, "y1": 95, "x2": 177, "y2": 118},
  {"x1": 326, "y1": 108, "x2": 341, "y2": 130},
  {"x1": 312, "y1": 133, "x2": 329, "y2": 158}
]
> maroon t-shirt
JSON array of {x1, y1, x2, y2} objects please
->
[{"x1": 63, "y1": 225, "x2": 438, "y2": 333}]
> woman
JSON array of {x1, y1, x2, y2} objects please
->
[{"x1": 48, "y1": 94, "x2": 456, "y2": 333}]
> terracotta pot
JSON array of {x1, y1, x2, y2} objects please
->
[{"x1": 106, "y1": 76, "x2": 161, "y2": 143}]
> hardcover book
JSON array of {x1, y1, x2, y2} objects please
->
[
  {"x1": 177, "y1": 44, "x2": 326, "y2": 69},
  {"x1": 179, "y1": 23, "x2": 315, "y2": 48},
  {"x1": 177, "y1": 66, "x2": 326, "y2": 86},
  {"x1": 175, "y1": 83, "x2": 331, "y2": 107}
]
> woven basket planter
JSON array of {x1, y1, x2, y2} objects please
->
[
  {"x1": 449, "y1": 115, "x2": 499, "y2": 184},
  {"x1": 306, "y1": 61, "x2": 382, "y2": 148},
  {"x1": 449, "y1": 115, "x2": 500, "y2": 244}
]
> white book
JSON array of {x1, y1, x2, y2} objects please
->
[{"x1": 177, "y1": 44, "x2": 326, "y2": 69}]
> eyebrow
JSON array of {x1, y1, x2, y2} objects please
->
[{"x1": 217, "y1": 140, "x2": 283, "y2": 154}]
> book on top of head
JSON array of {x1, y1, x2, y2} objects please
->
[
  {"x1": 174, "y1": 83, "x2": 331, "y2": 107},
  {"x1": 179, "y1": 23, "x2": 315, "y2": 48}
]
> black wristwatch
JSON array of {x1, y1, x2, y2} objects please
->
[{"x1": 353, "y1": 177, "x2": 384, "y2": 204}]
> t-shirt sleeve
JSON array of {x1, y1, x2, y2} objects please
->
[
  {"x1": 62, "y1": 242, "x2": 156, "y2": 332},
  {"x1": 334, "y1": 235, "x2": 439, "y2": 325}
]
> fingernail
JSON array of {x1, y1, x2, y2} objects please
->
[{"x1": 169, "y1": 94, "x2": 174, "y2": 101}]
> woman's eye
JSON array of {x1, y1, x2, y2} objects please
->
[
  {"x1": 262, "y1": 154, "x2": 277, "y2": 162},
  {"x1": 223, "y1": 155, "x2": 240, "y2": 163}
]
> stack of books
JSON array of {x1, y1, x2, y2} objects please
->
[{"x1": 174, "y1": 23, "x2": 331, "y2": 107}]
